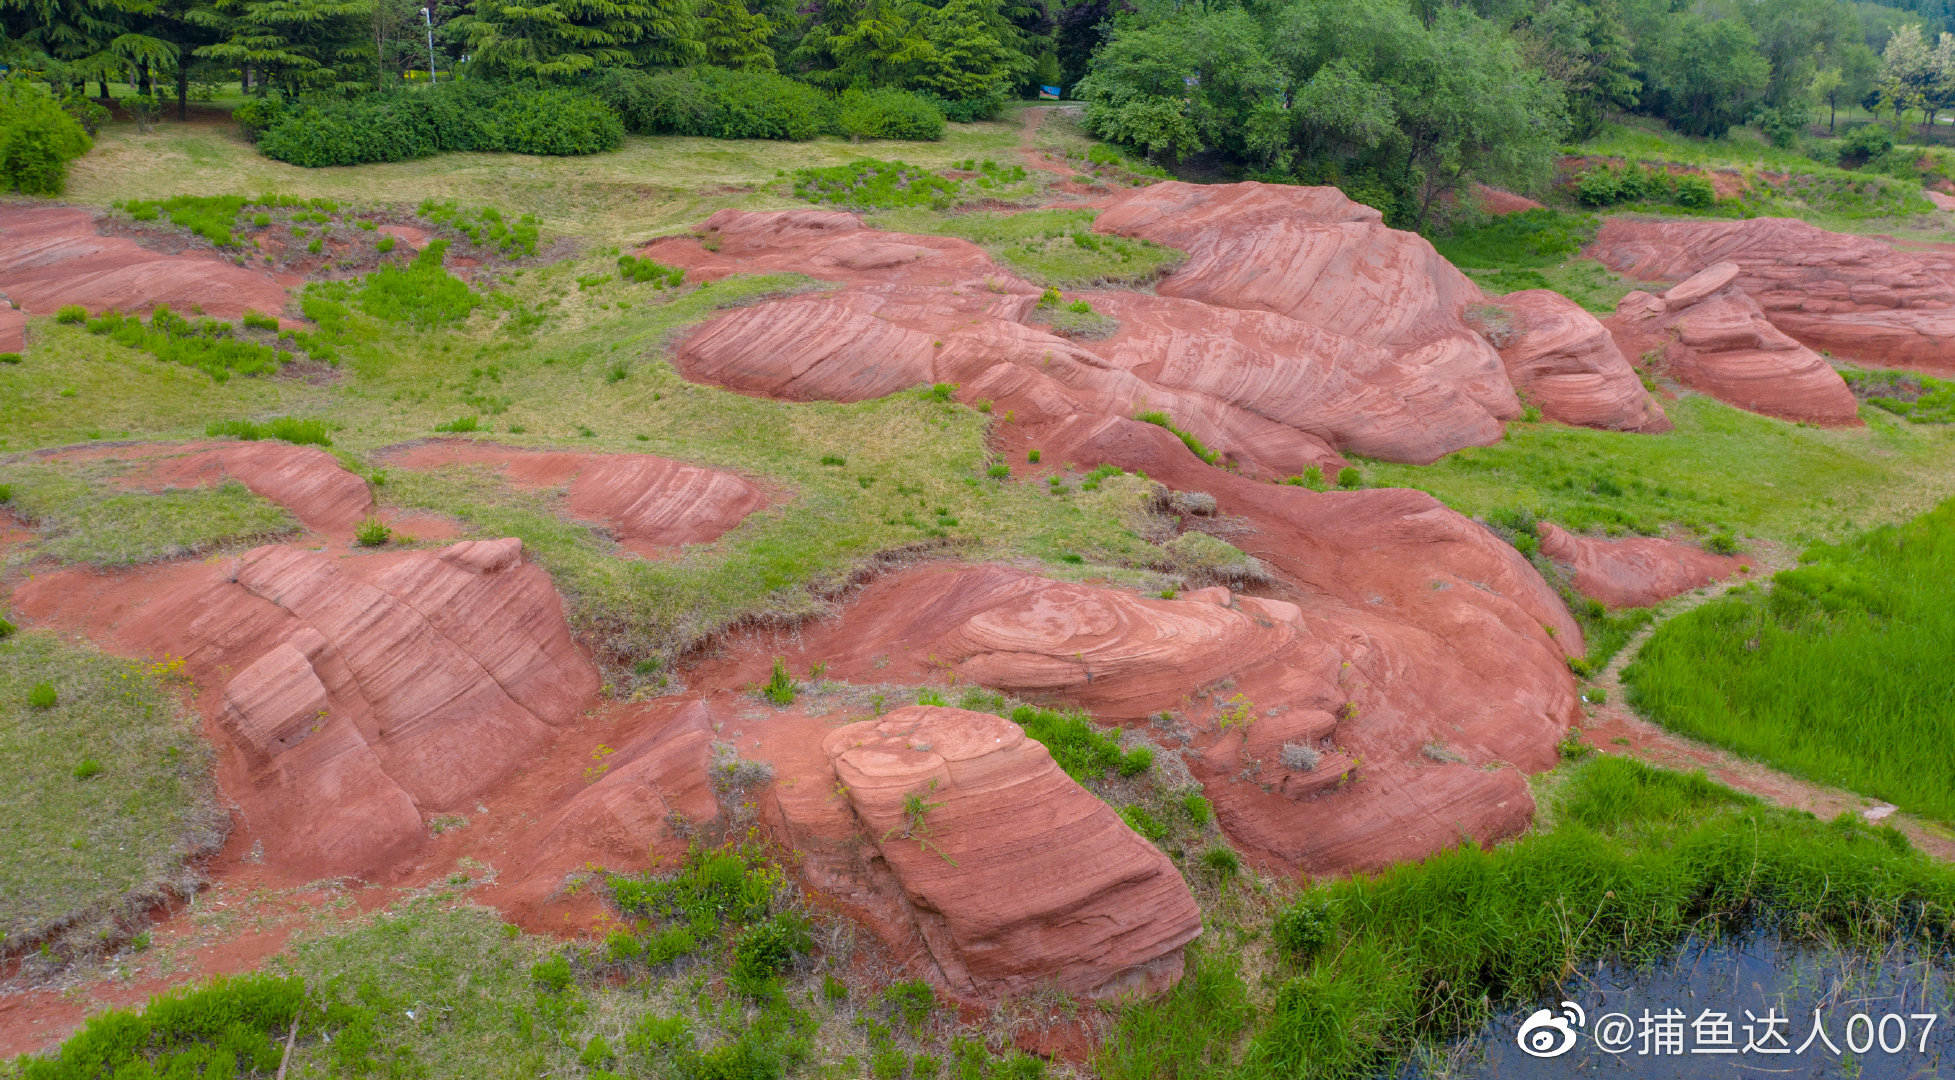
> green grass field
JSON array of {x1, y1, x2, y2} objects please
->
[
  {"x1": 0, "y1": 631, "x2": 223, "y2": 957},
  {"x1": 1624, "y1": 498, "x2": 1955, "y2": 821}
]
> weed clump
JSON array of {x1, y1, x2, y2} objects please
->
[
  {"x1": 791, "y1": 160, "x2": 960, "y2": 211},
  {"x1": 617, "y1": 254, "x2": 685, "y2": 288},
  {"x1": 83, "y1": 306, "x2": 290, "y2": 382},
  {"x1": 1010, "y1": 705, "x2": 1154, "y2": 783},
  {"x1": 205, "y1": 416, "x2": 333, "y2": 447},
  {"x1": 354, "y1": 517, "x2": 392, "y2": 547},
  {"x1": 357, "y1": 240, "x2": 482, "y2": 328}
]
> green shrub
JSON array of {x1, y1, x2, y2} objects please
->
[
  {"x1": 432, "y1": 415, "x2": 481, "y2": 433},
  {"x1": 58, "y1": 91, "x2": 108, "y2": 136},
  {"x1": 1010, "y1": 705, "x2": 1152, "y2": 782},
  {"x1": 83, "y1": 306, "x2": 287, "y2": 382},
  {"x1": 0, "y1": 81, "x2": 92, "y2": 196},
  {"x1": 240, "y1": 310, "x2": 280, "y2": 332},
  {"x1": 54, "y1": 304, "x2": 87, "y2": 325},
  {"x1": 28, "y1": 681, "x2": 57, "y2": 708},
  {"x1": 358, "y1": 240, "x2": 481, "y2": 327},
  {"x1": 416, "y1": 201, "x2": 541, "y2": 258},
  {"x1": 923, "y1": 92, "x2": 1005, "y2": 123},
  {"x1": 0, "y1": 352, "x2": 18, "y2": 365},
  {"x1": 0, "y1": 617, "x2": 14, "y2": 639},
  {"x1": 592, "y1": 66, "x2": 830, "y2": 140},
  {"x1": 205, "y1": 416, "x2": 333, "y2": 447},
  {"x1": 116, "y1": 195, "x2": 248, "y2": 247},
  {"x1": 354, "y1": 516, "x2": 391, "y2": 547},
  {"x1": 617, "y1": 254, "x2": 684, "y2": 288},
  {"x1": 835, "y1": 87, "x2": 945, "y2": 141},
  {"x1": 375, "y1": 234, "x2": 396, "y2": 254},
  {"x1": 72, "y1": 758, "x2": 102, "y2": 780},
  {"x1": 1134, "y1": 410, "x2": 1219, "y2": 465},
  {"x1": 231, "y1": 96, "x2": 285, "y2": 142},
  {"x1": 1335, "y1": 467, "x2": 1362, "y2": 490},
  {"x1": 258, "y1": 82, "x2": 622, "y2": 167},
  {"x1": 12, "y1": 973, "x2": 305, "y2": 1079},
  {"x1": 1180, "y1": 792, "x2": 1212, "y2": 826},
  {"x1": 1837, "y1": 123, "x2": 1894, "y2": 168},
  {"x1": 792, "y1": 159, "x2": 960, "y2": 210},
  {"x1": 762, "y1": 657, "x2": 796, "y2": 705},
  {"x1": 1271, "y1": 900, "x2": 1332, "y2": 959},
  {"x1": 1119, "y1": 804, "x2": 1167, "y2": 841}
]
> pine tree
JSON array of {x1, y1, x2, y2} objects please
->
[
  {"x1": 199, "y1": 0, "x2": 376, "y2": 97},
  {"x1": 454, "y1": 0, "x2": 698, "y2": 80},
  {"x1": 695, "y1": 0, "x2": 771, "y2": 71}
]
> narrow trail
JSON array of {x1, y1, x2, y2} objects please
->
[{"x1": 1576, "y1": 548, "x2": 1955, "y2": 861}]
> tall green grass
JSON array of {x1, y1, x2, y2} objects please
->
[
  {"x1": 1100, "y1": 756, "x2": 1955, "y2": 1080},
  {"x1": 1624, "y1": 497, "x2": 1955, "y2": 820}
]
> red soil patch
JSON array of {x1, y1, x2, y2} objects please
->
[
  {"x1": 377, "y1": 440, "x2": 764, "y2": 556},
  {"x1": 1537, "y1": 523, "x2": 1744, "y2": 609},
  {"x1": 1590, "y1": 216, "x2": 1955, "y2": 375},
  {"x1": 1, "y1": 304, "x2": 23, "y2": 353},
  {"x1": 1606, "y1": 263, "x2": 1862, "y2": 426},
  {"x1": 0, "y1": 204, "x2": 299, "y2": 326},
  {"x1": 1473, "y1": 184, "x2": 1546, "y2": 215}
]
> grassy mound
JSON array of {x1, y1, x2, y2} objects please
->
[
  {"x1": 0, "y1": 631, "x2": 223, "y2": 957},
  {"x1": 1624, "y1": 497, "x2": 1955, "y2": 820},
  {"x1": 0, "y1": 462, "x2": 298, "y2": 567}
]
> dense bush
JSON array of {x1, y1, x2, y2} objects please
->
[
  {"x1": 1574, "y1": 162, "x2": 1717, "y2": 209},
  {"x1": 231, "y1": 97, "x2": 285, "y2": 142},
  {"x1": 0, "y1": 81, "x2": 93, "y2": 196},
  {"x1": 257, "y1": 82, "x2": 622, "y2": 167},
  {"x1": 835, "y1": 87, "x2": 945, "y2": 141},
  {"x1": 1836, "y1": 123, "x2": 1896, "y2": 168},
  {"x1": 591, "y1": 66, "x2": 830, "y2": 140},
  {"x1": 923, "y1": 91, "x2": 1005, "y2": 123},
  {"x1": 13, "y1": 974, "x2": 303, "y2": 1080},
  {"x1": 85, "y1": 307, "x2": 289, "y2": 381}
]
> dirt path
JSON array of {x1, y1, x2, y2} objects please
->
[{"x1": 1576, "y1": 550, "x2": 1955, "y2": 861}]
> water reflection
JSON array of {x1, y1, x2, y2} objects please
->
[{"x1": 1416, "y1": 937, "x2": 1953, "y2": 1079}]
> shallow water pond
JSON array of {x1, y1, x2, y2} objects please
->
[{"x1": 1416, "y1": 937, "x2": 1954, "y2": 1079}]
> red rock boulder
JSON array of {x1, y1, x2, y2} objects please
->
[
  {"x1": 1495, "y1": 289, "x2": 1670, "y2": 432},
  {"x1": 823, "y1": 706, "x2": 1202, "y2": 1000},
  {"x1": 1607, "y1": 263, "x2": 1861, "y2": 425},
  {"x1": 1537, "y1": 523, "x2": 1743, "y2": 609}
]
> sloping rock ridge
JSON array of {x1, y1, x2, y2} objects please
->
[
  {"x1": 1537, "y1": 522, "x2": 1744, "y2": 609},
  {"x1": 378, "y1": 441, "x2": 765, "y2": 555},
  {"x1": 1590, "y1": 216, "x2": 1955, "y2": 375},
  {"x1": 39, "y1": 441, "x2": 376, "y2": 536}
]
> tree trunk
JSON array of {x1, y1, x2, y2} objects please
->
[
  {"x1": 98, "y1": 78, "x2": 110, "y2": 99},
  {"x1": 177, "y1": 65, "x2": 189, "y2": 120},
  {"x1": 138, "y1": 60, "x2": 151, "y2": 97},
  {"x1": 1829, "y1": 97, "x2": 1836, "y2": 132}
]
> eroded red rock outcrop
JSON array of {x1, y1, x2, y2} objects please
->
[
  {"x1": 652, "y1": 188, "x2": 1664, "y2": 473},
  {"x1": 0, "y1": 205, "x2": 297, "y2": 325},
  {"x1": 1495, "y1": 289, "x2": 1670, "y2": 431},
  {"x1": 1536, "y1": 523, "x2": 1744, "y2": 609},
  {"x1": 821, "y1": 706, "x2": 1202, "y2": 1000},
  {"x1": 1608, "y1": 263, "x2": 1861, "y2": 425},
  {"x1": 1590, "y1": 217, "x2": 1955, "y2": 374},
  {"x1": 1, "y1": 305, "x2": 23, "y2": 353},
  {"x1": 378, "y1": 441, "x2": 764, "y2": 555},
  {"x1": 38, "y1": 441, "x2": 375, "y2": 536},
  {"x1": 10, "y1": 538, "x2": 601, "y2": 879}
]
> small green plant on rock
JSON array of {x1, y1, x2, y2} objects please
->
[
  {"x1": 354, "y1": 517, "x2": 391, "y2": 547},
  {"x1": 761, "y1": 658, "x2": 796, "y2": 705},
  {"x1": 882, "y1": 779, "x2": 954, "y2": 863}
]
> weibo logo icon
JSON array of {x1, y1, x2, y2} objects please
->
[{"x1": 1516, "y1": 1002, "x2": 1585, "y2": 1058}]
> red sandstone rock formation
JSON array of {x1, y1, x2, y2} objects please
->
[
  {"x1": 820, "y1": 705, "x2": 1202, "y2": 1000},
  {"x1": 1496, "y1": 290, "x2": 1671, "y2": 432},
  {"x1": 0, "y1": 205, "x2": 297, "y2": 325},
  {"x1": 1607, "y1": 263, "x2": 1861, "y2": 425},
  {"x1": 1474, "y1": 185, "x2": 1547, "y2": 215},
  {"x1": 651, "y1": 191, "x2": 1665, "y2": 473},
  {"x1": 1090, "y1": 182, "x2": 1520, "y2": 418},
  {"x1": 10, "y1": 538, "x2": 601, "y2": 879},
  {"x1": 1536, "y1": 523, "x2": 1743, "y2": 609},
  {"x1": 1590, "y1": 217, "x2": 1955, "y2": 374},
  {"x1": 707, "y1": 514, "x2": 1580, "y2": 875},
  {"x1": 379, "y1": 441, "x2": 764, "y2": 555},
  {"x1": 40, "y1": 441, "x2": 374, "y2": 536}
]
